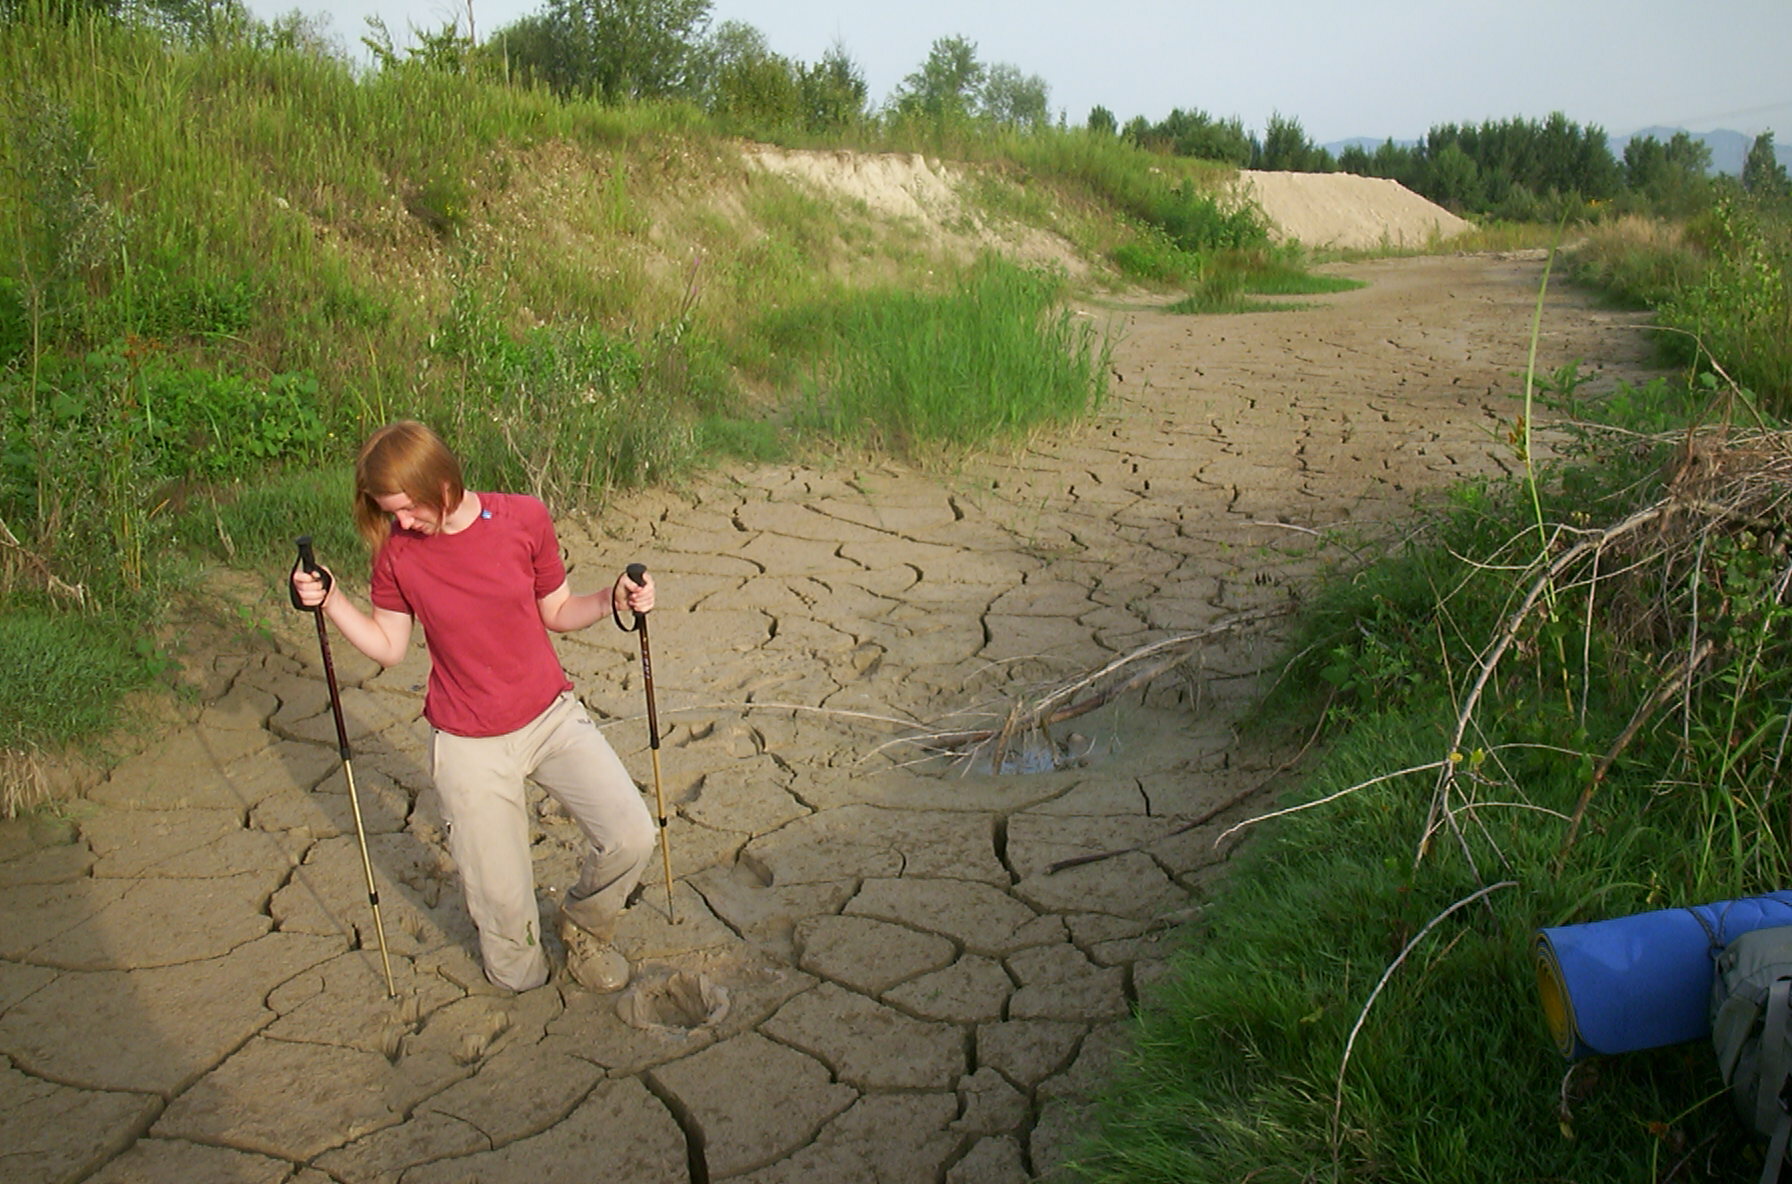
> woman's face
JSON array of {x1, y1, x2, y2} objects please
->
[{"x1": 374, "y1": 490, "x2": 444, "y2": 535}]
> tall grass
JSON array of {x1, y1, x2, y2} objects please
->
[
  {"x1": 1168, "y1": 246, "x2": 1365, "y2": 313},
  {"x1": 1571, "y1": 198, "x2": 1792, "y2": 409},
  {"x1": 784, "y1": 256, "x2": 1110, "y2": 457}
]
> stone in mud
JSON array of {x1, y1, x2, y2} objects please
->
[
  {"x1": 1012, "y1": 848, "x2": 1184, "y2": 919},
  {"x1": 420, "y1": 1043, "x2": 603, "y2": 1145},
  {"x1": 730, "y1": 1091, "x2": 960, "y2": 1184},
  {"x1": 82, "y1": 808, "x2": 273, "y2": 879},
  {"x1": 955, "y1": 1066, "x2": 1029, "y2": 1135},
  {"x1": 87, "y1": 1137, "x2": 296, "y2": 1184},
  {"x1": 1, "y1": 932, "x2": 340, "y2": 1095},
  {"x1": 154, "y1": 1036, "x2": 465, "y2": 1160},
  {"x1": 0, "y1": 840, "x2": 96, "y2": 887},
  {"x1": 311, "y1": 1111, "x2": 491, "y2": 1184},
  {"x1": 747, "y1": 806, "x2": 1006, "y2": 887},
  {"x1": 10, "y1": 873, "x2": 274, "y2": 970},
  {"x1": 1006, "y1": 942, "x2": 1130, "y2": 1022},
  {"x1": 975, "y1": 1019, "x2": 1085, "y2": 1088},
  {"x1": 946, "y1": 1134, "x2": 1030, "y2": 1184},
  {"x1": 679, "y1": 758, "x2": 809, "y2": 834},
  {"x1": 84, "y1": 725, "x2": 271, "y2": 810},
  {"x1": 688, "y1": 864, "x2": 855, "y2": 952},
  {"x1": 275, "y1": 685, "x2": 417, "y2": 749}
]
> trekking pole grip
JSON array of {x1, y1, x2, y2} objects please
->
[
  {"x1": 613, "y1": 562, "x2": 649, "y2": 632},
  {"x1": 290, "y1": 536, "x2": 333, "y2": 612}
]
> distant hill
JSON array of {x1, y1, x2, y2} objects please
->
[{"x1": 1323, "y1": 129, "x2": 1790, "y2": 177}]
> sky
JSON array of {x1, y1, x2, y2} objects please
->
[{"x1": 245, "y1": 0, "x2": 1792, "y2": 146}]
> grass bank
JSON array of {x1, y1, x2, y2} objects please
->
[{"x1": 1065, "y1": 201, "x2": 1792, "y2": 1180}]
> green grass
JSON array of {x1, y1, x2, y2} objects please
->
[
  {"x1": 0, "y1": 612, "x2": 163, "y2": 754},
  {"x1": 1570, "y1": 200, "x2": 1792, "y2": 408},
  {"x1": 1167, "y1": 248, "x2": 1366, "y2": 313},
  {"x1": 1063, "y1": 404, "x2": 1790, "y2": 1181},
  {"x1": 782, "y1": 256, "x2": 1111, "y2": 457}
]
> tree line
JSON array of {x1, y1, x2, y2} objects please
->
[{"x1": 11, "y1": 0, "x2": 1788, "y2": 218}]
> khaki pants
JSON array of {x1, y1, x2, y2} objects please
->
[{"x1": 432, "y1": 692, "x2": 655, "y2": 991}]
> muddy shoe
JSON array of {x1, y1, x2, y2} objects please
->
[{"x1": 556, "y1": 914, "x2": 630, "y2": 992}]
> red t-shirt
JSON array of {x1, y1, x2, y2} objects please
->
[{"x1": 369, "y1": 492, "x2": 573, "y2": 737}]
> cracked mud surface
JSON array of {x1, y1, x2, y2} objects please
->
[{"x1": 1, "y1": 253, "x2": 1664, "y2": 1184}]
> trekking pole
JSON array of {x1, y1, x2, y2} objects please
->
[
  {"x1": 290, "y1": 537, "x2": 397, "y2": 997},
  {"x1": 615, "y1": 562, "x2": 677, "y2": 924}
]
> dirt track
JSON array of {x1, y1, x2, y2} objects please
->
[{"x1": 0, "y1": 252, "x2": 1664, "y2": 1184}]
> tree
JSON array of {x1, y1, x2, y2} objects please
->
[
  {"x1": 1087, "y1": 105, "x2": 1116, "y2": 136},
  {"x1": 1336, "y1": 143, "x2": 1371, "y2": 174},
  {"x1": 496, "y1": 0, "x2": 711, "y2": 101},
  {"x1": 980, "y1": 63, "x2": 1048, "y2": 129},
  {"x1": 1144, "y1": 107, "x2": 1251, "y2": 165},
  {"x1": 1743, "y1": 131, "x2": 1790, "y2": 199},
  {"x1": 798, "y1": 42, "x2": 867, "y2": 133},
  {"x1": 1426, "y1": 141, "x2": 1483, "y2": 211},
  {"x1": 895, "y1": 34, "x2": 982, "y2": 123},
  {"x1": 1623, "y1": 131, "x2": 1711, "y2": 215},
  {"x1": 1255, "y1": 112, "x2": 1331, "y2": 172},
  {"x1": 698, "y1": 20, "x2": 800, "y2": 125},
  {"x1": 363, "y1": 15, "x2": 472, "y2": 73}
]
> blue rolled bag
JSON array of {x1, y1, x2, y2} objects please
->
[{"x1": 1534, "y1": 891, "x2": 1792, "y2": 1060}]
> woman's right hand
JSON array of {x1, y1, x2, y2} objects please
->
[{"x1": 291, "y1": 566, "x2": 333, "y2": 610}]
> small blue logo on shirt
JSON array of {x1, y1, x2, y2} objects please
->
[{"x1": 480, "y1": 509, "x2": 492, "y2": 519}]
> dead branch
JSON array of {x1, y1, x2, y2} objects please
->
[
  {"x1": 900, "y1": 605, "x2": 1293, "y2": 761},
  {"x1": 1417, "y1": 499, "x2": 1673, "y2": 867},
  {"x1": 0, "y1": 514, "x2": 87, "y2": 606},
  {"x1": 1330, "y1": 880, "x2": 1516, "y2": 1154}
]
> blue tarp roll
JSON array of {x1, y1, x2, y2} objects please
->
[{"x1": 1534, "y1": 891, "x2": 1792, "y2": 1060}]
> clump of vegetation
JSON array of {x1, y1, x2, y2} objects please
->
[
  {"x1": 782, "y1": 256, "x2": 1111, "y2": 456},
  {"x1": 1573, "y1": 195, "x2": 1792, "y2": 408},
  {"x1": 1168, "y1": 247, "x2": 1365, "y2": 313}
]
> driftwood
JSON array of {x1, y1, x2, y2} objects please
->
[{"x1": 895, "y1": 604, "x2": 1293, "y2": 773}]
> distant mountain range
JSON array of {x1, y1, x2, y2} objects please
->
[{"x1": 1321, "y1": 128, "x2": 1791, "y2": 177}]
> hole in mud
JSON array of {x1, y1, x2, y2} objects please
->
[{"x1": 617, "y1": 970, "x2": 730, "y2": 1032}]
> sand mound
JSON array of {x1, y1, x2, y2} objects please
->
[
  {"x1": 745, "y1": 147, "x2": 1470, "y2": 266},
  {"x1": 1236, "y1": 169, "x2": 1472, "y2": 251},
  {"x1": 743, "y1": 145, "x2": 1087, "y2": 274}
]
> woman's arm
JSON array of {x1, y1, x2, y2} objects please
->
[
  {"x1": 537, "y1": 569, "x2": 655, "y2": 634},
  {"x1": 291, "y1": 568, "x2": 415, "y2": 667}
]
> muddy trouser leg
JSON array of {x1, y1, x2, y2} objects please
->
[
  {"x1": 529, "y1": 693, "x2": 656, "y2": 940},
  {"x1": 432, "y1": 719, "x2": 551, "y2": 992}
]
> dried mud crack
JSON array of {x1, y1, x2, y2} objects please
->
[{"x1": 0, "y1": 252, "x2": 1665, "y2": 1183}]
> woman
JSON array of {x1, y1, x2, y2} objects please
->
[{"x1": 291, "y1": 420, "x2": 656, "y2": 993}]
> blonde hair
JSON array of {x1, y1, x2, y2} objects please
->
[{"x1": 352, "y1": 420, "x2": 465, "y2": 551}]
